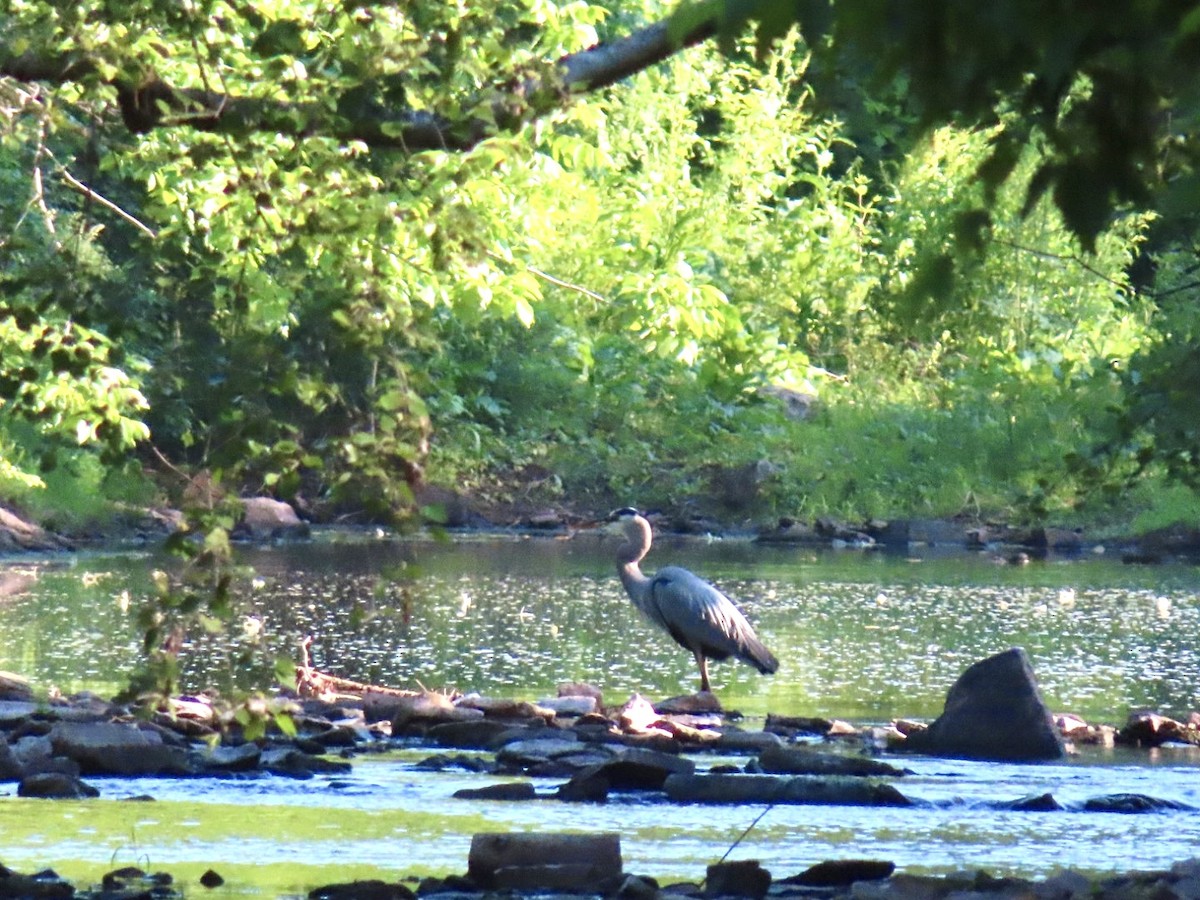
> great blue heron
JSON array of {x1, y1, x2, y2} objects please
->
[{"x1": 609, "y1": 507, "x2": 779, "y2": 693}]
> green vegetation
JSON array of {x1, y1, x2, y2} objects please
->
[{"x1": 1, "y1": 0, "x2": 1198, "y2": 694}]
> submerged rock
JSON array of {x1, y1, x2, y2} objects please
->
[
  {"x1": 452, "y1": 782, "x2": 537, "y2": 801},
  {"x1": 663, "y1": 773, "x2": 911, "y2": 807},
  {"x1": 308, "y1": 879, "x2": 415, "y2": 900},
  {"x1": 1083, "y1": 793, "x2": 1193, "y2": 813},
  {"x1": 784, "y1": 859, "x2": 896, "y2": 887},
  {"x1": 758, "y1": 743, "x2": 909, "y2": 778},
  {"x1": 17, "y1": 772, "x2": 99, "y2": 799}
]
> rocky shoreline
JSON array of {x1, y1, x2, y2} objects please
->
[
  {"x1": 2, "y1": 647, "x2": 1200, "y2": 900},
  {"x1": 2, "y1": 496, "x2": 1200, "y2": 565}
]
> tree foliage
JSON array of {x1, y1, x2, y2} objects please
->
[{"x1": 0, "y1": 0, "x2": 1198, "y2": 700}]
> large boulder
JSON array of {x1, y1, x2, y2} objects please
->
[
  {"x1": 467, "y1": 832, "x2": 622, "y2": 892},
  {"x1": 904, "y1": 648, "x2": 1065, "y2": 761}
]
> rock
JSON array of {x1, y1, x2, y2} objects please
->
[
  {"x1": 101, "y1": 867, "x2": 174, "y2": 894},
  {"x1": 0, "y1": 506, "x2": 70, "y2": 552},
  {"x1": 427, "y1": 719, "x2": 526, "y2": 750},
  {"x1": 308, "y1": 880, "x2": 415, "y2": 900},
  {"x1": 199, "y1": 869, "x2": 225, "y2": 889},
  {"x1": 525, "y1": 509, "x2": 565, "y2": 529},
  {"x1": 467, "y1": 832, "x2": 622, "y2": 891},
  {"x1": 557, "y1": 746, "x2": 696, "y2": 800},
  {"x1": 0, "y1": 673, "x2": 35, "y2": 702},
  {"x1": 1082, "y1": 793, "x2": 1192, "y2": 813},
  {"x1": 711, "y1": 730, "x2": 782, "y2": 753},
  {"x1": 760, "y1": 385, "x2": 817, "y2": 420},
  {"x1": 663, "y1": 773, "x2": 911, "y2": 806},
  {"x1": 389, "y1": 692, "x2": 483, "y2": 730},
  {"x1": 1003, "y1": 792, "x2": 1064, "y2": 811},
  {"x1": 558, "y1": 682, "x2": 603, "y2": 703},
  {"x1": 194, "y1": 742, "x2": 262, "y2": 772},
  {"x1": 0, "y1": 865, "x2": 75, "y2": 898},
  {"x1": 705, "y1": 860, "x2": 771, "y2": 899},
  {"x1": 1131, "y1": 524, "x2": 1200, "y2": 560},
  {"x1": 1035, "y1": 869, "x2": 1093, "y2": 900},
  {"x1": 18, "y1": 772, "x2": 99, "y2": 799},
  {"x1": 9, "y1": 734, "x2": 78, "y2": 780},
  {"x1": 260, "y1": 747, "x2": 352, "y2": 779},
  {"x1": 415, "y1": 874, "x2": 479, "y2": 896},
  {"x1": 306, "y1": 724, "x2": 363, "y2": 748},
  {"x1": 758, "y1": 744, "x2": 909, "y2": 778},
  {"x1": 902, "y1": 647, "x2": 1065, "y2": 761},
  {"x1": 1116, "y1": 711, "x2": 1191, "y2": 747},
  {"x1": 456, "y1": 694, "x2": 555, "y2": 721},
  {"x1": 764, "y1": 714, "x2": 838, "y2": 737},
  {"x1": 413, "y1": 753, "x2": 493, "y2": 774},
  {"x1": 536, "y1": 696, "x2": 597, "y2": 717},
  {"x1": 0, "y1": 739, "x2": 25, "y2": 780},
  {"x1": 236, "y1": 497, "x2": 310, "y2": 541},
  {"x1": 784, "y1": 859, "x2": 895, "y2": 887},
  {"x1": 555, "y1": 769, "x2": 611, "y2": 802},
  {"x1": 452, "y1": 782, "x2": 537, "y2": 801},
  {"x1": 656, "y1": 692, "x2": 723, "y2": 714},
  {"x1": 614, "y1": 874, "x2": 660, "y2": 900},
  {"x1": 755, "y1": 519, "x2": 819, "y2": 545},
  {"x1": 495, "y1": 736, "x2": 584, "y2": 768},
  {"x1": 618, "y1": 694, "x2": 665, "y2": 733},
  {"x1": 49, "y1": 722, "x2": 193, "y2": 776}
]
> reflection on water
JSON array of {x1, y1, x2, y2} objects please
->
[
  {"x1": 1, "y1": 531, "x2": 1200, "y2": 888},
  {"x1": 2, "y1": 530, "x2": 1198, "y2": 722}
]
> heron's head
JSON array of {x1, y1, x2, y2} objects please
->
[{"x1": 604, "y1": 507, "x2": 648, "y2": 540}]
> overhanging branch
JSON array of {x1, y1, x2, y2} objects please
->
[{"x1": 0, "y1": 13, "x2": 718, "y2": 152}]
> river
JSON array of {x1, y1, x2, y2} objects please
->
[{"x1": 0, "y1": 529, "x2": 1197, "y2": 895}]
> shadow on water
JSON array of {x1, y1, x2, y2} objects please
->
[{"x1": 0, "y1": 528, "x2": 1199, "y2": 890}]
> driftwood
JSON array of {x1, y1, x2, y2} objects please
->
[{"x1": 294, "y1": 636, "x2": 421, "y2": 700}]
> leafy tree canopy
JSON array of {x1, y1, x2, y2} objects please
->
[{"x1": 3, "y1": 0, "x2": 1199, "y2": 246}]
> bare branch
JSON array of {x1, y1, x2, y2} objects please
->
[{"x1": 57, "y1": 166, "x2": 158, "y2": 239}]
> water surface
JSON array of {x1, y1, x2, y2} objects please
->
[{"x1": 0, "y1": 530, "x2": 1198, "y2": 893}]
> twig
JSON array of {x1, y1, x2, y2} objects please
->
[
  {"x1": 526, "y1": 265, "x2": 608, "y2": 303},
  {"x1": 485, "y1": 250, "x2": 609, "y2": 303},
  {"x1": 717, "y1": 804, "x2": 776, "y2": 864},
  {"x1": 57, "y1": 166, "x2": 158, "y2": 238}
]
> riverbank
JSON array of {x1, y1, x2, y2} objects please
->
[{"x1": 3, "y1": 491, "x2": 1200, "y2": 565}]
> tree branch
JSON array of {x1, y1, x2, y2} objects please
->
[{"x1": 0, "y1": 13, "x2": 718, "y2": 153}]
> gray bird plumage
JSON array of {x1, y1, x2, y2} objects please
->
[{"x1": 609, "y1": 507, "x2": 779, "y2": 693}]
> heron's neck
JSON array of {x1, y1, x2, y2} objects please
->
[
  {"x1": 619, "y1": 558, "x2": 650, "y2": 599},
  {"x1": 617, "y1": 535, "x2": 652, "y2": 604}
]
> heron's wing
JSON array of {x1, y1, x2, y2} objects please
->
[{"x1": 649, "y1": 566, "x2": 778, "y2": 673}]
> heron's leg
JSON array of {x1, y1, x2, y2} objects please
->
[{"x1": 696, "y1": 651, "x2": 711, "y2": 693}]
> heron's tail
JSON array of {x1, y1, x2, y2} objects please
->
[{"x1": 740, "y1": 637, "x2": 779, "y2": 676}]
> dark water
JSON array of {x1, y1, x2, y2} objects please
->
[{"x1": 1, "y1": 529, "x2": 1199, "y2": 890}]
